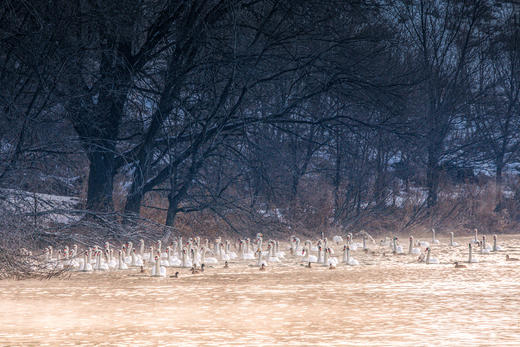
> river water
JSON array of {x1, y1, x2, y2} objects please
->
[{"x1": 1, "y1": 235, "x2": 520, "y2": 346}]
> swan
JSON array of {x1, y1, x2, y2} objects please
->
[
  {"x1": 431, "y1": 228, "x2": 440, "y2": 245},
  {"x1": 492, "y1": 234, "x2": 503, "y2": 252},
  {"x1": 256, "y1": 249, "x2": 268, "y2": 267},
  {"x1": 325, "y1": 248, "x2": 338, "y2": 266},
  {"x1": 418, "y1": 240, "x2": 430, "y2": 248},
  {"x1": 449, "y1": 232, "x2": 459, "y2": 247},
  {"x1": 181, "y1": 248, "x2": 193, "y2": 268},
  {"x1": 151, "y1": 256, "x2": 166, "y2": 277},
  {"x1": 225, "y1": 241, "x2": 238, "y2": 260},
  {"x1": 95, "y1": 251, "x2": 109, "y2": 271},
  {"x1": 342, "y1": 245, "x2": 359, "y2": 266},
  {"x1": 159, "y1": 250, "x2": 170, "y2": 266},
  {"x1": 301, "y1": 247, "x2": 318, "y2": 263},
  {"x1": 425, "y1": 247, "x2": 439, "y2": 264},
  {"x1": 468, "y1": 243, "x2": 478, "y2": 263},
  {"x1": 202, "y1": 247, "x2": 219, "y2": 265},
  {"x1": 333, "y1": 235, "x2": 343, "y2": 245},
  {"x1": 118, "y1": 250, "x2": 128, "y2": 270},
  {"x1": 107, "y1": 249, "x2": 117, "y2": 269},
  {"x1": 147, "y1": 246, "x2": 155, "y2": 264},
  {"x1": 408, "y1": 236, "x2": 421, "y2": 255},
  {"x1": 317, "y1": 245, "x2": 324, "y2": 264},
  {"x1": 80, "y1": 251, "x2": 93, "y2": 272},
  {"x1": 480, "y1": 237, "x2": 490, "y2": 254},
  {"x1": 380, "y1": 237, "x2": 391, "y2": 247},
  {"x1": 166, "y1": 247, "x2": 181, "y2": 267},
  {"x1": 131, "y1": 249, "x2": 144, "y2": 267},
  {"x1": 392, "y1": 237, "x2": 404, "y2": 254},
  {"x1": 139, "y1": 239, "x2": 145, "y2": 258},
  {"x1": 267, "y1": 244, "x2": 280, "y2": 263},
  {"x1": 275, "y1": 240, "x2": 285, "y2": 258},
  {"x1": 472, "y1": 228, "x2": 480, "y2": 244}
]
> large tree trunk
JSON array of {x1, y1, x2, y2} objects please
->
[{"x1": 86, "y1": 150, "x2": 116, "y2": 212}]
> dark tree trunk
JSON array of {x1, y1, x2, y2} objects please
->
[
  {"x1": 86, "y1": 150, "x2": 116, "y2": 212},
  {"x1": 165, "y1": 194, "x2": 179, "y2": 227},
  {"x1": 426, "y1": 149, "x2": 440, "y2": 208},
  {"x1": 495, "y1": 163, "x2": 504, "y2": 211}
]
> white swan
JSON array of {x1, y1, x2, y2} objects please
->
[
  {"x1": 408, "y1": 236, "x2": 421, "y2": 255},
  {"x1": 181, "y1": 248, "x2": 193, "y2": 268},
  {"x1": 342, "y1": 245, "x2": 359, "y2": 266},
  {"x1": 256, "y1": 249, "x2": 268, "y2": 267},
  {"x1": 431, "y1": 228, "x2": 440, "y2": 245},
  {"x1": 492, "y1": 234, "x2": 503, "y2": 252},
  {"x1": 468, "y1": 243, "x2": 478, "y2": 263},
  {"x1": 131, "y1": 249, "x2": 144, "y2": 267},
  {"x1": 425, "y1": 247, "x2": 439, "y2": 264},
  {"x1": 151, "y1": 256, "x2": 166, "y2": 277},
  {"x1": 392, "y1": 237, "x2": 404, "y2": 254},
  {"x1": 449, "y1": 232, "x2": 459, "y2": 247},
  {"x1": 95, "y1": 251, "x2": 109, "y2": 271},
  {"x1": 418, "y1": 240, "x2": 430, "y2": 248},
  {"x1": 80, "y1": 251, "x2": 93, "y2": 272},
  {"x1": 325, "y1": 248, "x2": 338, "y2": 266},
  {"x1": 118, "y1": 250, "x2": 128, "y2": 270},
  {"x1": 301, "y1": 247, "x2": 318, "y2": 263},
  {"x1": 472, "y1": 229, "x2": 480, "y2": 244},
  {"x1": 480, "y1": 236, "x2": 490, "y2": 254},
  {"x1": 202, "y1": 247, "x2": 219, "y2": 265}
]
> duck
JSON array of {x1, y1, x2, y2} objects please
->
[
  {"x1": 329, "y1": 263, "x2": 336, "y2": 270},
  {"x1": 170, "y1": 271, "x2": 180, "y2": 278},
  {"x1": 191, "y1": 267, "x2": 200, "y2": 274},
  {"x1": 224, "y1": 261, "x2": 229, "y2": 268},
  {"x1": 506, "y1": 255, "x2": 519, "y2": 261},
  {"x1": 305, "y1": 262, "x2": 312, "y2": 268},
  {"x1": 454, "y1": 261, "x2": 466, "y2": 268},
  {"x1": 259, "y1": 263, "x2": 266, "y2": 271}
]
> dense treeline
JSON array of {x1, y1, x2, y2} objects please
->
[{"x1": 1, "y1": 0, "x2": 520, "y2": 239}]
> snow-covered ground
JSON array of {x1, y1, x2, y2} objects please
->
[{"x1": 0, "y1": 189, "x2": 81, "y2": 224}]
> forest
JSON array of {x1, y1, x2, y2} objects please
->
[{"x1": 1, "y1": 0, "x2": 520, "y2": 246}]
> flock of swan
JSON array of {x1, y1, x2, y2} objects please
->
[{"x1": 41, "y1": 229, "x2": 518, "y2": 277}]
